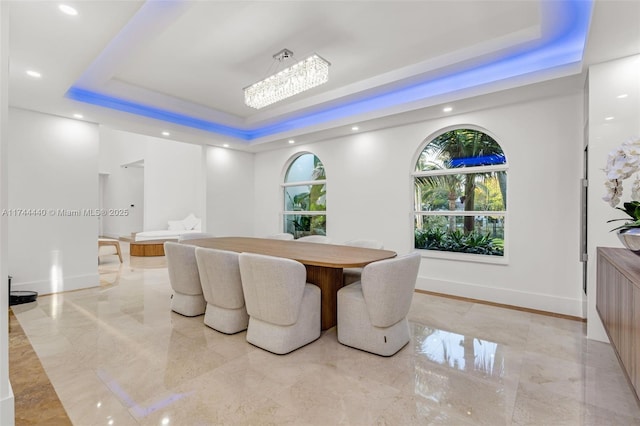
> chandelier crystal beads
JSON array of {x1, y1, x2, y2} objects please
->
[{"x1": 244, "y1": 51, "x2": 330, "y2": 110}]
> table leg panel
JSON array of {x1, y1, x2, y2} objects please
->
[{"x1": 305, "y1": 265, "x2": 343, "y2": 330}]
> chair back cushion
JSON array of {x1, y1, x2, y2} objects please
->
[
  {"x1": 360, "y1": 252, "x2": 421, "y2": 327},
  {"x1": 296, "y1": 235, "x2": 332, "y2": 244},
  {"x1": 239, "y1": 253, "x2": 306, "y2": 326},
  {"x1": 164, "y1": 242, "x2": 202, "y2": 295},
  {"x1": 267, "y1": 233, "x2": 294, "y2": 240},
  {"x1": 195, "y1": 248, "x2": 245, "y2": 309}
]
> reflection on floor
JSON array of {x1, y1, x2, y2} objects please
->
[{"x1": 11, "y1": 242, "x2": 640, "y2": 425}]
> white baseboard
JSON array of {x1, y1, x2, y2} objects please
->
[
  {"x1": 416, "y1": 276, "x2": 585, "y2": 318},
  {"x1": 10, "y1": 273, "x2": 99, "y2": 296},
  {"x1": 0, "y1": 384, "x2": 15, "y2": 426},
  {"x1": 99, "y1": 232, "x2": 120, "y2": 240}
]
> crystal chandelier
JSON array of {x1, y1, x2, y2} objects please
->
[{"x1": 244, "y1": 49, "x2": 330, "y2": 109}]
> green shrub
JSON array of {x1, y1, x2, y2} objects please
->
[{"x1": 415, "y1": 228, "x2": 503, "y2": 256}]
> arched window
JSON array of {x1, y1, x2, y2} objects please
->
[
  {"x1": 413, "y1": 128, "x2": 507, "y2": 257},
  {"x1": 283, "y1": 153, "x2": 326, "y2": 238}
]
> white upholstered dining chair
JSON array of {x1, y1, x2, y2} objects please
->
[
  {"x1": 266, "y1": 233, "x2": 294, "y2": 240},
  {"x1": 341, "y1": 239, "x2": 385, "y2": 286},
  {"x1": 337, "y1": 251, "x2": 421, "y2": 356},
  {"x1": 238, "y1": 253, "x2": 321, "y2": 354},
  {"x1": 195, "y1": 247, "x2": 249, "y2": 334},
  {"x1": 164, "y1": 242, "x2": 206, "y2": 317},
  {"x1": 296, "y1": 235, "x2": 332, "y2": 244}
]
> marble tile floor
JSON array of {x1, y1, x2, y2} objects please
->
[
  {"x1": 10, "y1": 241, "x2": 640, "y2": 425},
  {"x1": 9, "y1": 310, "x2": 71, "y2": 425}
]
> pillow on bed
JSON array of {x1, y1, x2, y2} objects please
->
[
  {"x1": 168, "y1": 220, "x2": 185, "y2": 231},
  {"x1": 182, "y1": 214, "x2": 199, "y2": 230}
]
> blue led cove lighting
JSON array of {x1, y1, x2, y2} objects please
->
[
  {"x1": 66, "y1": 87, "x2": 252, "y2": 140},
  {"x1": 450, "y1": 154, "x2": 507, "y2": 168},
  {"x1": 65, "y1": 0, "x2": 593, "y2": 141}
]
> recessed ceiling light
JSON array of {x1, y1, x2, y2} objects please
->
[
  {"x1": 443, "y1": 106, "x2": 453, "y2": 112},
  {"x1": 288, "y1": 140, "x2": 295, "y2": 144},
  {"x1": 223, "y1": 143, "x2": 229, "y2": 148},
  {"x1": 617, "y1": 94, "x2": 629, "y2": 99},
  {"x1": 351, "y1": 126, "x2": 359, "y2": 131},
  {"x1": 161, "y1": 131, "x2": 170, "y2": 136},
  {"x1": 605, "y1": 116, "x2": 615, "y2": 121},
  {"x1": 26, "y1": 70, "x2": 41, "y2": 78},
  {"x1": 58, "y1": 4, "x2": 78, "y2": 16},
  {"x1": 73, "y1": 113, "x2": 83, "y2": 119}
]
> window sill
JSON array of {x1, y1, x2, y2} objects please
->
[{"x1": 416, "y1": 248, "x2": 509, "y2": 265}]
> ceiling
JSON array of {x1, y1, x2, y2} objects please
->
[{"x1": 7, "y1": 0, "x2": 640, "y2": 152}]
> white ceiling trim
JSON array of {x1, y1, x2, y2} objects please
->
[{"x1": 65, "y1": 0, "x2": 593, "y2": 145}]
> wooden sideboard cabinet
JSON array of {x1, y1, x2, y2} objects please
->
[{"x1": 596, "y1": 247, "x2": 640, "y2": 402}]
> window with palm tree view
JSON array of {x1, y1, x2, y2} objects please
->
[
  {"x1": 413, "y1": 129, "x2": 507, "y2": 256},
  {"x1": 283, "y1": 153, "x2": 326, "y2": 238}
]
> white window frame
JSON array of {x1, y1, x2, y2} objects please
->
[
  {"x1": 412, "y1": 158, "x2": 509, "y2": 265},
  {"x1": 282, "y1": 180, "x2": 327, "y2": 215},
  {"x1": 281, "y1": 154, "x2": 327, "y2": 236}
]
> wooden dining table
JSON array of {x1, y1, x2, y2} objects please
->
[{"x1": 184, "y1": 237, "x2": 397, "y2": 330}]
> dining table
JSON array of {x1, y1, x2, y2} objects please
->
[{"x1": 184, "y1": 236, "x2": 397, "y2": 330}]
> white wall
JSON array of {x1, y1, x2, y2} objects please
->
[
  {"x1": 0, "y1": 1, "x2": 13, "y2": 422},
  {"x1": 254, "y1": 93, "x2": 584, "y2": 317},
  {"x1": 7, "y1": 108, "x2": 99, "y2": 296},
  {"x1": 99, "y1": 127, "x2": 146, "y2": 238},
  {"x1": 206, "y1": 146, "x2": 254, "y2": 236},
  {"x1": 143, "y1": 137, "x2": 202, "y2": 231},
  {"x1": 99, "y1": 127, "x2": 203, "y2": 236},
  {"x1": 98, "y1": 171, "x2": 142, "y2": 237},
  {"x1": 586, "y1": 54, "x2": 640, "y2": 341}
]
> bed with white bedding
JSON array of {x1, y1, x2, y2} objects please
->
[{"x1": 134, "y1": 213, "x2": 202, "y2": 242}]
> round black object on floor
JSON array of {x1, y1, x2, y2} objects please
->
[{"x1": 10, "y1": 291, "x2": 38, "y2": 306}]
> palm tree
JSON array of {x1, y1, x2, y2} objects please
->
[
  {"x1": 416, "y1": 175, "x2": 462, "y2": 230},
  {"x1": 420, "y1": 129, "x2": 505, "y2": 234},
  {"x1": 309, "y1": 157, "x2": 326, "y2": 234}
]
